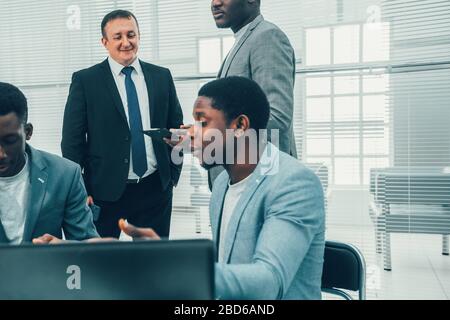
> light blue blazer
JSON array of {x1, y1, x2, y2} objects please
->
[
  {"x1": 0, "y1": 145, "x2": 99, "y2": 244},
  {"x1": 211, "y1": 144, "x2": 325, "y2": 299}
]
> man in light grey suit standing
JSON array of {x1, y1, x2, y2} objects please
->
[
  {"x1": 0, "y1": 82, "x2": 99, "y2": 244},
  {"x1": 209, "y1": 0, "x2": 297, "y2": 188}
]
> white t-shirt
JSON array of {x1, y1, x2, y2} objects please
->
[
  {"x1": 218, "y1": 173, "x2": 253, "y2": 263},
  {"x1": 0, "y1": 153, "x2": 30, "y2": 244}
]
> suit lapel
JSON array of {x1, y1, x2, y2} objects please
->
[
  {"x1": 100, "y1": 59, "x2": 128, "y2": 124},
  {"x1": 22, "y1": 147, "x2": 48, "y2": 243},
  {"x1": 0, "y1": 223, "x2": 7, "y2": 244},
  {"x1": 217, "y1": 52, "x2": 228, "y2": 79},
  {"x1": 140, "y1": 60, "x2": 158, "y2": 128},
  {"x1": 222, "y1": 173, "x2": 266, "y2": 263},
  {"x1": 211, "y1": 180, "x2": 229, "y2": 259},
  {"x1": 211, "y1": 180, "x2": 228, "y2": 242},
  {"x1": 222, "y1": 143, "x2": 278, "y2": 262},
  {"x1": 218, "y1": 15, "x2": 264, "y2": 78}
]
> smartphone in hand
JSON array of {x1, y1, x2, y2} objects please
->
[
  {"x1": 143, "y1": 128, "x2": 188, "y2": 140},
  {"x1": 143, "y1": 128, "x2": 172, "y2": 140}
]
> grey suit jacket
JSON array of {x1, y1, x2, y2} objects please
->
[
  {"x1": 211, "y1": 144, "x2": 325, "y2": 299},
  {"x1": 219, "y1": 15, "x2": 296, "y2": 156},
  {"x1": 0, "y1": 145, "x2": 99, "y2": 244},
  {"x1": 209, "y1": 15, "x2": 297, "y2": 188}
]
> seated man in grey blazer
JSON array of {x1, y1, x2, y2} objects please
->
[
  {"x1": 120, "y1": 77, "x2": 326, "y2": 299},
  {"x1": 0, "y1": 82, "x2": 99, "y2": 244}
]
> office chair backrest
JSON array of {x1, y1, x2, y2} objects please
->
[{"x1": 321, "y1": 240, "x2": 366, "y2": 300}]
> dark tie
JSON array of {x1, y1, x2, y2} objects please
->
[{"x1": 121, "y1": 66, "x2": 148, "y2": 177}]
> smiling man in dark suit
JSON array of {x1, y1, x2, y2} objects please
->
[{"x1": 61, "y1": 10, "x2": 183, "y2": 238}]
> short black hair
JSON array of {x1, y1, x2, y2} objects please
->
[
  {"x1": 198, "y1": 77, "x2": 270, "y2": 131},
  {"x1": 101, "y1": 9, "x2": 140, "y2": 38},
  {"x1": 0, "y1": 82, "x2": 28, "y2": 123}
]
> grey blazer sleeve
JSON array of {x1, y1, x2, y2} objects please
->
[
  {"x1": 62, "y1": 165, "x2": 99, "y2": 240},
  {"x1": 250, "y1": 28, "x2": 295, "y2": 153}
]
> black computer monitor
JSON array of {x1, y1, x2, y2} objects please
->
[{"x1": 0, "y1": 239, "x2": 214, "y2": 300}]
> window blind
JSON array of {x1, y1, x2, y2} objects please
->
[{"x1": 1, "y1": 0, "x2": 449, "y2": 299}]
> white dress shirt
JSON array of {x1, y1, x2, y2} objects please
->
[{"x1": 108, "y1": 56, "x2": 158, "y2": 179}]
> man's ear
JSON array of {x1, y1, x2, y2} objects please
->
[
  {"x1": 238, "y1": 115, "x2": 250, "y2": 130},
  {"x1": 24, "y1": 123, "x2": 33, "y2": 141},
  {"x1": 230, "y1": 115, "x2": 250, "y2": 128},
  {"x1": 101, "y1": 37, "x2": 107, "y2": 47}
]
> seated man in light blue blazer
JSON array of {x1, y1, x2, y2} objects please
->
[
  {"x1": 119, "y1": 77, "x2": 326, "y2": 299},
  {"x1": 35, "y1": 77, "x2": 325, "y2": 299},
  {"x1": 0, "y1": 82, "x2": 99, "y2": 244}
]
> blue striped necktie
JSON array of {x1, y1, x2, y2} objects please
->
[{"x1": 121, "y1": 66, "x2": 148, "y2": 177}]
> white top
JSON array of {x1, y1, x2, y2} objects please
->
[
  {"x1": 233, "y1": 20, "x2": 252, "y2": 43},
  {"x1": 222, "y1": 16, "x2": 257, "y2": 68},
  {"x1": 108, "y1": 56, "x2": 158, "y2": 179},
  {"x1": 0, "y1": 153, "x2": 30, "y2": 244},
  {"x1": 218, "y1": 173, "x2": 253, "y2": 263}
]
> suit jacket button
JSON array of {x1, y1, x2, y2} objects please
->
[
  {"x1": 125, "y1": 136, "x2": 129, "y2": 141},
  {"x1": 124, "y1": 158, "x2": 129, "y2": 164}
]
